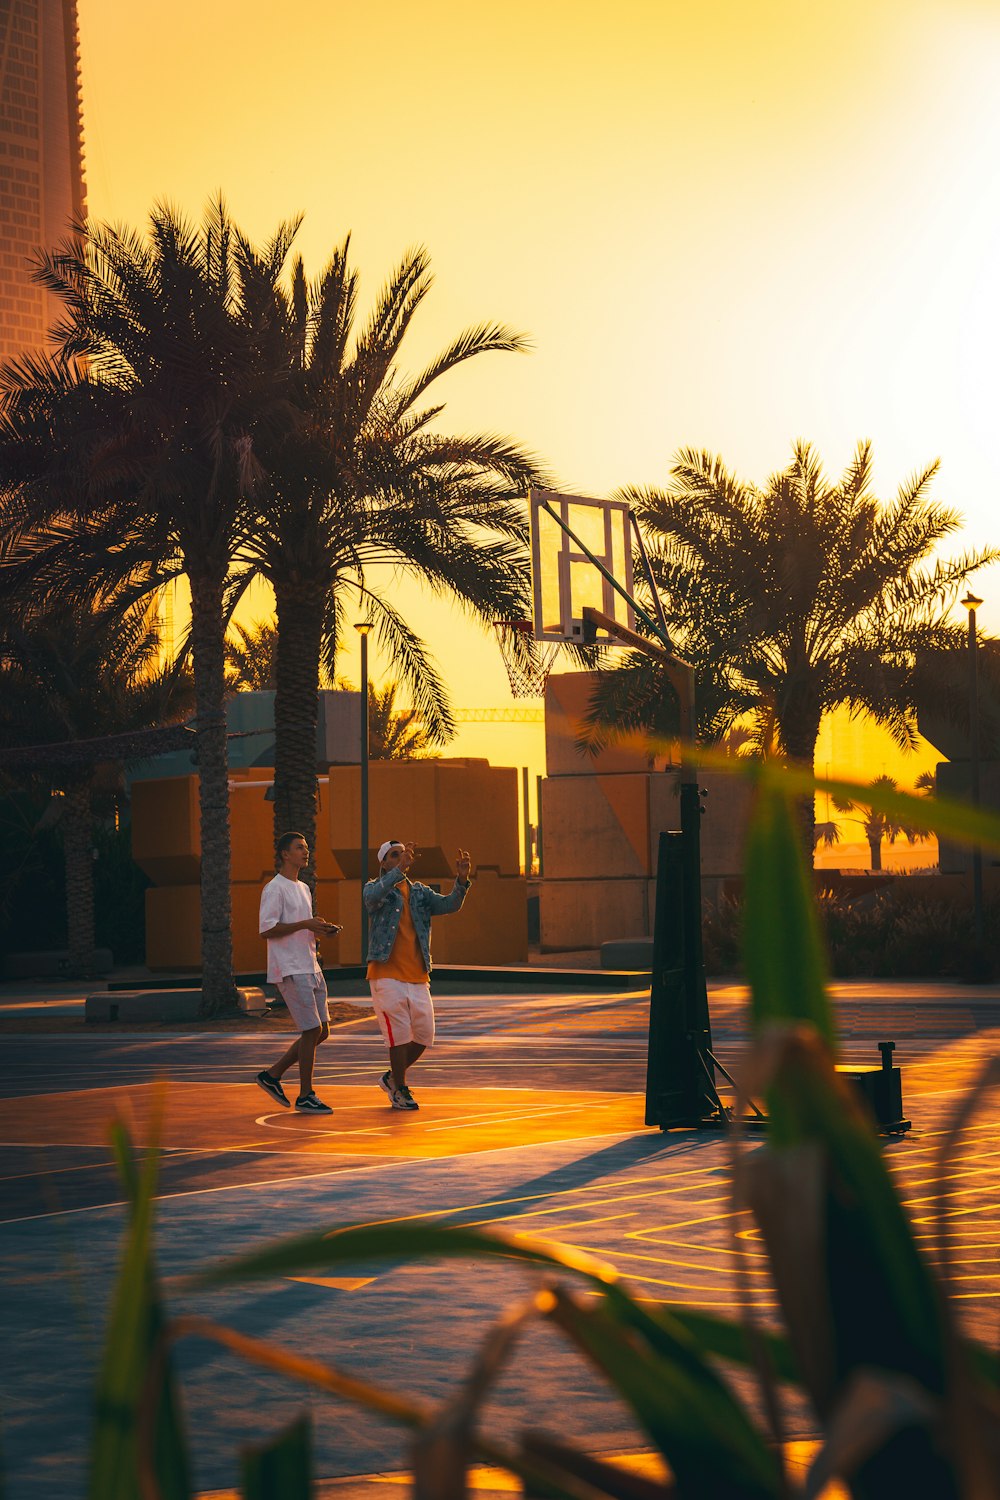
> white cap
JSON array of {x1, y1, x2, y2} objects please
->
[{"x1": 377, "y1": 839, "x2": 403, "y2": 863}]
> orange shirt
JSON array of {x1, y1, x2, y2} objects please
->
[{"x1": 366, "y1": 880, "x2": 429, "y2": 983}]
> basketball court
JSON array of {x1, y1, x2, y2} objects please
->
[{"x1": 5, "y1": 982, "x2": 1000, "y2": 1499}]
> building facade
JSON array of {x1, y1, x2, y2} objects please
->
[{"x1": 0, "y1": 0, "x2": 85, "y2": 361}]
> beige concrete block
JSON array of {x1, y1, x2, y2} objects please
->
[
  {"x1": 329, "y1": 760, "x2": 519, "y2": 878},
  {"x1": 145, "y1": 880, "x2": 341, "y2": 974},
  {"x1": 145, "y1": 885, "x2": 201, "y2": 969},
  {"x1": 132, "y1": 777, "x2": 201, "y2": 885},
  {"x1": 544, "y1": 672, "x2": 673, "y2": 777},
  {"x1": 648, "y1": 769, "x2": 753, "y2": 878},
  {"x1": 539, "y1": 877, "x2": 652, "y2": 951},
  {"x1": 542, "y1": 775, "x2": 651, "y2": 878}
]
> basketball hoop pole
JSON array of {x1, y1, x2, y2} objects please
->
[{"x1": 535, "y1": 492, "x2": 763, "y2": 1129}]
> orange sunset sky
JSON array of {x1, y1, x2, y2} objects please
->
[{"x1": 76, "y1": 0, "x2": 1000, "y2": 811}]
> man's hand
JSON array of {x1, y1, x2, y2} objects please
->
[
  {"x1": 456, "y1": 849, "x2": 472, "y2": 882},
  {"x1": 308, "y1": 917, "x2": 340, "y2": 935},
  {"x1": 398, "y1": 842, "x2": 416, "y2": 872}
]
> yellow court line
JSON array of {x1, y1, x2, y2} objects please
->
[{"x1": 504, "y1": 1237, "x2": 774, "y2": 1281}]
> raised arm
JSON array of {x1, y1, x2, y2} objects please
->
[
  {"x1": 423, "y1": 849, "x2": 473, "y2": 914},
  {"x1": 362, "y1": 862, "x2": 406, "y2": 912}
]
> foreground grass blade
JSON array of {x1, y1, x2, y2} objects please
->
[
  {"x1": 190, "y1": 1214, "x2": 803, "y2": 1385},
  {"x1": 164, "y1": 1315, "x2": 601, "y2": 1500},
  {"x1": 546, "y1": 1287, "x2": 781, "y2": 1500},
  {"x1": 88, "y1": 1116, "x2": 192, "y2": 1500},
  {"x1": 682, "y1": 741, "x2": 1000, "y2": 856},
  {"x1": 191, "y1": 1225, "x2": 781, "y2": 1499},
  {"x1": 189, "y1": 1220, "x2": 621, "y2": 1292},
  {"x1": 749, "y1": 1032, "x2": 950, "y2": 1411},
  {"x1": 645, "y1": 1305, "x2": 799, "y2": 1385},
  {"x1": 240, "y1": 1414, "x2": 312, "y2": 1500},
  {"x1": 742, "y1": 781, "x2": 834, "y2": 1062}
]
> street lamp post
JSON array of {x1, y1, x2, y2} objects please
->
[
  {"x1": 961, "y1": 592, "x2": 984, "y2": 954},
  {"x1": 355, "y1": 621, "x2": 372, "y2": 962}
]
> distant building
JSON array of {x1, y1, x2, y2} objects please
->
[{"x1": 0, "y1": 0, "x2": 85, "y2": 361}]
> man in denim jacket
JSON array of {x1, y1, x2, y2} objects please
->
[{"x1": 364, "y1": 838, "x2": 471, "y2": 1110}]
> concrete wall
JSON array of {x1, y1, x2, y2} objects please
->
[
  {"x1": 935, "y1": 761, "x2": 1000, "y2": 875},
  {"x1": 537, "y1": 671, "x2": 754, "y2": 950},
  {"x1": 132, "y1": 758, "x2": 527, "y2": 971}
]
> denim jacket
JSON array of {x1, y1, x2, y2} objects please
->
[{"x1": 362, "y1": 864, "x2": 470, "y2": 972}]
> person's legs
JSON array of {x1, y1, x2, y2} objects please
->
[
  {"x1": 389, "y1": 1040, "x2": 424, "y2": 1089},
  {"x1": 369, "y1": 980, "x2": 420, "y2": 1108},
  {"x1": 390, "y1": 985, "x2": 435, "y2": 1103},
  {"x1": 267, "y1": 1034, "x2": 301, "y2": 1081},
  {"x1": 296, "y1": 1024, "x2": 322, "y2": 1096},
  {"x1": 275, "y1": 975, "x2": 332, "y2": 1107}
]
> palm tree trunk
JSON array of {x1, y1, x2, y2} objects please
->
[
  {"x1": 869, "y1": 836, "x2": 883, "y2": 872},
  {"x1": 777, "y1": 703, "x2": 823, "y2": 866},
  {"x1": 188, "y1": 569, "x2": 237, "y2": 1015},
  {"x1": 272, "y1": 580, "x2": 325, "y2": 875},
  {"x1": 62, "y1": 777, "x2": 96, "y2": 976}
]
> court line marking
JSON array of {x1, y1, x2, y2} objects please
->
[{"x1": 0, "y1": 1125, "x2": 661, "y2": 1226}]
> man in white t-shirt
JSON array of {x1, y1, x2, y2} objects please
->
[{"x1": 255, "y1": 831, "x2": 341, "y2": 1114}]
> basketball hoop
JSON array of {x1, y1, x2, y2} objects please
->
[{"x1": 493, "y1": 619, "x2": 560, "y2": 698}]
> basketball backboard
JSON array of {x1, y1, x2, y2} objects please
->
[{"x1": 529, "y1": 488, "x2": 636, "y2": 643}]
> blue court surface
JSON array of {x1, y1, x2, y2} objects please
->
[{"x1": 2, "y1": 981, "x2": 999, "y2": 1497}]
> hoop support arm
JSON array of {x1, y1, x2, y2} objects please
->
[{"x1": 581, "y1": 605, "x2": 696, "y2": 748}]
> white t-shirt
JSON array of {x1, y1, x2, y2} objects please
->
[{"x1": 259, "y1": 873, "x2": 322, "y2": 983}]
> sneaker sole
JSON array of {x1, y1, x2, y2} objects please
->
[
  {"x1": 295, "y1": 1102, "x2": 333, "y2": 1114},
  {"x1": 255, "y1": 1076, "x2": 291, "y2": 1108}
]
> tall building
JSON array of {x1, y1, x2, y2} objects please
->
[{"x1": 0, "y1": 0, "x2": 85, "y2": 362}]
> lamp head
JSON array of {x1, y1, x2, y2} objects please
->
[
  {"x1": 354, "y1": 620, "x2": 373, "y2": 636},
  {"x1": 961, "y1": 592, "x2": 984, "y2": 612}
]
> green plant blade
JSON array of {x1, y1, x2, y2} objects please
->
[
  {"x1": 87, "y1": 1117, "x2": 192, "y2": 1500},
  {"x1": 191, "y1": 1224, "x2": 779, "y2": 1499},
  {"x1": 742, "y1": 781, "x2": 835, "y2": 1061},
  {"x1": 546, "y1": 1287, "x2": 781, "y2": 1500},
  {"x1": 750, "y1": 1031, "x2": 950, "y2": 1405},
  {"x1": 650, "y1": 1305, "x2": 799, "y2": 1385},
  {"x1": 189, "y1": 1220, "x2": 621, "y2": 1292},
  {"x1": 240, "y1": 1414, "x2": 312, "y2": 1500},
  {"x1": 692, "y1": 744, "x2": 1000, "y2": 856}
]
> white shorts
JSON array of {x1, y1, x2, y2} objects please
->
[
  {"x1": 277, "y1": 972, "x2": 329, "y2": 1033},
  {"x1": 368, "y1": 978, "x2": 435, "y2": 1049}
]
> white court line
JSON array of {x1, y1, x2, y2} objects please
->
[{"x1": 0, "y1": 1124, "x2": 668, "y2": 1226}]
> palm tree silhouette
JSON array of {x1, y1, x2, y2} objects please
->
[
  {"x1": 0, "y1": 200, "x2": 301, "y2": 1010},
  {"x1": 366, "y1": 680, "x2": 443, "y2": 760},
  {"x1": 584, "y1": 441, "x2": 996, "y2": 848},
  {"x1": 0, "y1": 594, "x2": 192, "y2": 973},
  {"x1": 240, "y1": 241, "x2": 545, "y2": 860},
  {"x1": 829, "y1": 774, "x2": 927, "y2": 872}
]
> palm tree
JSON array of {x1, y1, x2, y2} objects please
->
[
  {"x1": 225, "y1": 619, "x2": 279, "y2": 692},
  {"x1": 367, "y1": 680, "x2": 443, "y2": 760},
  {"x1": 583, "y1": 441, "x2": 997, "y2": 849},
  {"x1": 0, "y1": 595, "x2": 191, "y2": 973},
  {"x1": 829, "y1": 774, "x2": 927, "y2": 871},
  {"x1": 0, "y1": 200, "x2": 300, "y2": 1011},
  {"x1": 239, "y1": 242, "x2": 546, "y2": 862}
]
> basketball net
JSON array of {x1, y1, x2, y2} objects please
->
[{"x1": 493, "y1": 620, "x2": 560, "y2": 698}]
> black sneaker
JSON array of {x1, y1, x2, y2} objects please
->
[
  {"x1": 378, "y1": 1071, "x2": 414, "y2": 1110},
  {"x1": 255, "y1": 1070, "x2": 290, "y2": 1107},
  {"x1": 295, "y1": 1092, "x2": 333, "y2": 1114}
]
